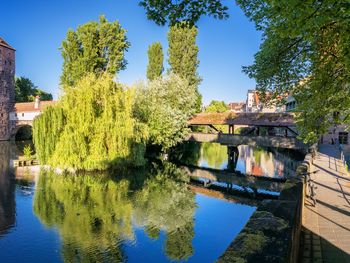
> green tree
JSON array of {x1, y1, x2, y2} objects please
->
[
  {"x1": 168, "y1": 22, "x2": 202, "y2": 112},
  {"x1": 15, "y1": 77, "x2": 53, "y2": 102},
  {"x1": 134, "y1": 73, "x2": 196, "y2": 151},
  {"x1": 33, "y1": 74, "x2": 147, "y2": 171},
  {"x1": 236, "y1": 0, "x2": 350, "y2": 142},
  {"x1": 60, "y1": 15, "x2": 130, "y2": 88},
  {"x1": 147, "y1": 42, "x2": 164, "y2": 81},
  {"x1": 205, "y1": 100, "x2": 228, "y2": 113},
  {"x1": 138, "y1": 0, "x2": 229, "y2": 26}
]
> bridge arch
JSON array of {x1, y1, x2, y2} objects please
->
[{"x1": 11, "y1": 124, "x2": 33, "y2": 141}]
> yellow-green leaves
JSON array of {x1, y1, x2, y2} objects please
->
[{"x1": 33, "y1": 74, "x2": 147, "y2": 171}]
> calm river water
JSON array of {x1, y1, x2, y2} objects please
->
[
  {"x1": 173, "y1": 142, "x2": 304, "y2": 179},
  {"x1": 0, "y1": 142, "x2": 257, "y2": 263}
]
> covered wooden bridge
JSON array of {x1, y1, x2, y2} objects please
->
[{"x1": 187, "y1": 112, "x2": 308, "y2": 151}]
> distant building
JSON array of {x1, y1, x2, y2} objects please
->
[
  {"x1": 9, "y1": 96, "x2": 56, "y2": 123},
  {"x1": 228, "y1": 102, "x2": 245, "y2": 112},
  {"x1": 245, "y1": 89, "x2": 284, "y2": 113},
  {"x1": 285, "y1": 96, "x2": 296, "y2": 112}
]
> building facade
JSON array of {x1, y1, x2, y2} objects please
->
[
  {"x1": 245, "y1": 89, "x2": 284, "y2": 113},
  {"x1": 0, "y1": 38, "x2": 15, "y2": 141}
]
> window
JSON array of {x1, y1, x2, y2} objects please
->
[{"x1": 339, "y1": 132, "x2": 348, "y2": 144}]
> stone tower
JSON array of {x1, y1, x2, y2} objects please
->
[{"x1": 0, "y1": 38, "x2": 15, "y2": 141}]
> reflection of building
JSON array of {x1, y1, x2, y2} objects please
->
[
  {"x1": 0, "y1": 142, "x2": 15, "y2": 235},
  {"x1": 237, "y1": 145, "x2": 302, "y2": 178}
]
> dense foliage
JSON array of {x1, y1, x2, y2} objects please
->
[
  {"x1": 15, "y1": 77, "x2": 53, "y2": 102},
  {"x1": 205, "y1": 100, "x2": 228, "y2": 113},
  {"x1": 134, "y1": 73, "x2": 196, "y2": 151},
  {"x1": 33, "y1": 74, "x2": 147, "y2": 171},
  {"x1": 147, "y1": 42, "x2": 164, "y2": 80},
  {"x1": 60, "y1": 15, "x2": 130, "y2": 88},
  {"x1": 236, "y1": 0, "x2": 350, "y2": 142},
  {"x1": 33, "y1": 163, "x2": 196, "y2": 261},
  {"x1": 168, "y1": 22, "x2": 202, "y2": 112},
  {"x1": 138, "y1": 0, "x2": 229, "y2": 25}
]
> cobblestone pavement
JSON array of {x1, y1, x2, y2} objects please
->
[{"x1": 301, "y1": 144, "x2": 350, "y2": 263}]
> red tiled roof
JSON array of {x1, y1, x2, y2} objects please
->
[
  {"x1": 0, "y1": 37, "x2": 15, "y2": 51},
  {"x1": 14, "y1": 101, "x2": 57, "y2": 112}
]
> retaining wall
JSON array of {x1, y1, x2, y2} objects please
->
[{"x1": 217, "y1": 150, "x2": 314, "y2": 263}]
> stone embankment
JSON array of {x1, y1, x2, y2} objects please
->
[{"x1": 217, "y1": 151, "x2": 314, "y2": 263}]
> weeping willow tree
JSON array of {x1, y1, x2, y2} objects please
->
[
  {"x1": 33, "y1": 74, "x2": 148, "y2": 171},
  {"x1": 33, "y1": 106, "x2": 66, "y2": 164}
]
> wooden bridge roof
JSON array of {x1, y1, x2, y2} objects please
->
[{"x1": 188, "y1": 112, "x2": 296, "y2": 127}]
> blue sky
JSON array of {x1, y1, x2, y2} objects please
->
[{"x1": 1, "y1": 0, "x2": 261, "y2": 105}]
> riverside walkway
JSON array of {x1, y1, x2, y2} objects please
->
[{"x1": 302, "y1": 144, "x2": 350, "y2": 262}]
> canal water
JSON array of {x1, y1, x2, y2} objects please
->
[
  {"x1": 0, "y1": 142, "x2": 256, "y2": 263},
  {"x1": 173, "y1": 142, "x2": 305, "y2": 179}
]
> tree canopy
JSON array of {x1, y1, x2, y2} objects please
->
[
  {"x1": 134, "y1": 73, "x2": 196, "y2": 151},
  {"x1": 60, "y1": 15, "x2": 130, "y2": 88},
  {"x1": 147, "y1": 42, "x2": 164, "y2": 80},
  {"x1": 138, "y1": 0, "x2": 229, "y2": 25},
  {"x1": 15, "y1": 77, "x2": 53, "y2": 102},
  {"x1": 205, "y1": 100, "x2": 228, "y2": 113},
  {"x1": 33, "y1": 74, "x2": 147, "y2": 171},
  {"x1": 236, "y1": 0, "x2": 350, "y2": 142},
  {"x1": 168, "y1": 22, "x2": 202, "y2": 112}
]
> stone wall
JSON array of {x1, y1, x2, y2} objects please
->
[
  {"x1": 0, "y1": 43, "x2": 15, "y2": 141},
  {"x1": 217, "y1": 151, "x2": 314, "y2": 263}
]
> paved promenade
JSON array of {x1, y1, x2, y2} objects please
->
[{"x1": 301, "y1": 144, "x2": 350, "y2": 262}]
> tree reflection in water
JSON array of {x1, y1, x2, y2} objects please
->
[{"x1": 33, "y1": 163, "x2": 196, "y2": 262}]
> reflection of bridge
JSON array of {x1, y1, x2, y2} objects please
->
[
  {"x1": 187, "y1": 112, "x2": 308, "y2": 151},
  {"x1": 182, "y1": 165, "x2": 284, "y2": 193}
]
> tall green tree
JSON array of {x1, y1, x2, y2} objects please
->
[
  {"x1": 139, "y1": 0, "x2": 229, "y2": 26},
  {"x1": 147, "y1": 42, "x2": 164, "y2": 81},
  {"x1": 60, "y1": 15, "x2": 130, "y2": 89},
  {"x1": 15, "y1": 77, "x2": 53, "y2": 102},
  {"x1": 168, "y1": 22, "x2": 202, "y2": 112}
]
